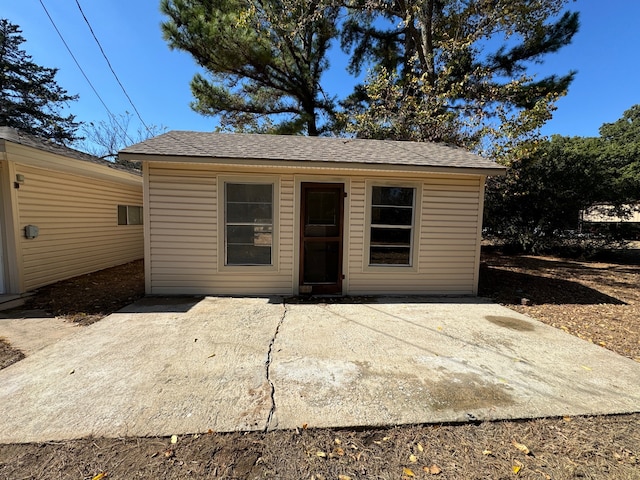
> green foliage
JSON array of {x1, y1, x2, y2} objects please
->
[
  {"x1": 160, "y1": 0, "x2": 340, "y2": 136},
  {"x1": 337, "y1": 0, "x2": 578, "y2": 154},
  {"x1": 0, "y1": 19, "x2": 80, "y2": 144},
  {"x1": 485, "y1": 105, "x2": 640, "y2": 253},
  {"x1": 598, "y1": 104, "x2": 640, "y2": 200}
]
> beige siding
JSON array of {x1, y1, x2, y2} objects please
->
[
  {"x1": 14, "y1": 163, "x2": 143, "y2": 292},
  {"x1": 147, "y1": 164, "x2": 295, "y2": 295},
  {"x1": 347, "y1": 176, "x2": 482, "y2": 295},
  {"x1": 147, "y1": 163, "x2": 484, "y2": 296}
]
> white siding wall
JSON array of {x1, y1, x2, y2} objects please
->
[
  {"x1": 15, "y1": 163, "x2": 143, "y2": 292},
  {"x1": 148, "y1": 164, "x2": 484, "y2": 296},
  {"x1": 346, "y1": 176, "x2": 482, "y2": 295},
  {"x1": 147, "y1": 164, "x2": 295, "y2": 295}
]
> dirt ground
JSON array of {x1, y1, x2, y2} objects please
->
[{"x1": 1, "y1": 252, "x2": 639, "y2": 479}]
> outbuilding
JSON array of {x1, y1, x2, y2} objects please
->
[
  {"x1": 120, "y1": 131, "x2": 505, "y2": 296},
  {"x1": 0, "y1": 127, "x2": 144, "y2": 296}
]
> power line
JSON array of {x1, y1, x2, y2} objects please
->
[
  {"x1": 38, "y1": 0, "x2": 134, "y2": 144},
  {"x1": 74, "y1": 0, "x2": 153, "y2": 136}
]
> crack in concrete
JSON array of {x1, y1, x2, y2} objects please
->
[{"x1": 264, "y1": 299, "x2": 287, "y2": 432}]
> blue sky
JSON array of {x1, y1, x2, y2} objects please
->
[{"x1": 4, "y1": 0, "x2": 640, "y2": 144}]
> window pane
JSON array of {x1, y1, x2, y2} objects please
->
[
  {"x1": 227, "y1": 245, "x2": 271, "y2": 265},
  {"x1": 371, "y1": 227, "x2": 411, "y2": 246},
  {"x1": 227, "y1": 225, "x2": 272, "y2": 246},
  {"x1": 370, "y1": 247, "x2": 411, "y2": 265},
  {"x1": 303, "y1": 241, "x2": 340, "y2": 283},
  {"x1": 117, "y1": 205, "x2": 127, "y2": 225},
  {"x1": 372, "y1": 206, "x2": 413, "y2": 226},
  {"x1": 227, "y1": 183, "x2": 272, "y2": 203},
  {"x1": 369, "y1": 185, "x2": 414, "y2": 267},
  {"x1": 225, "y1": 182, "x2": 274, "y2": 266},
  {"x1": 306, "y1": 191, "x2": 339, "y2": 225},
  {"x1": 227, "y1": 203, "x2": 273, "y2": 224},
  {"x1": 128, "y1": 206, "x2": 142, "y2": 225},
  {"x1": 372, "y1": 186, "x2": 414, "y2": 206}
]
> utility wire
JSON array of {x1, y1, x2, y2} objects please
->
[
  {"x1": 74, "y1": 0, "x2": 153, "y2": 136},
  {"x1": 38, "y1": 0, "x2": 134, "y2": 144}
]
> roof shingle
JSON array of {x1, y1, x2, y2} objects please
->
[
  {"x1": 121, "y1": 131, "x2": 505, "y2": 174},
  {"x1": 0, "y1": 127, "x2": 140, "y2": 175}
]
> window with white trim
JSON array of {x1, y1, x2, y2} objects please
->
[
  {"x1": 117, "y1": 205, "x2": 143, "y2": 225},
  {"x1": 369, "y1": 186, "x2": 415, "y2": 265},
  {"x1": 225, "y1": 183, "x2": 273, "y2": 265}
]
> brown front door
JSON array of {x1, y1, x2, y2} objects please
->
[{"x1": 299, "y1": 183, "x2": 345, "y2": 294}]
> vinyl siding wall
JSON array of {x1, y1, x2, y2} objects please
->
[
  {"x1": 147, "y1": 164, "x2": 295, "y2": 295},
  {"x1": 11, "y1": 161, "x2": 143, "y2": 292},
  {"x1": 146, "y1": 163, "x2": 484, "y2": 296},
  {"x1": 347, "y1": 176, "x2": 483, "y2": 295}
]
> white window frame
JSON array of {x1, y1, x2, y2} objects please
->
[
  {"x1": 117, "y1": 205, "x2": 143, "y2": 225},
  {"x1": 364, "y1": 180, "x2": 421, "y2": 272},
  {"x1": 218, "y1": 176, "x2": 279, "y2": 272}
]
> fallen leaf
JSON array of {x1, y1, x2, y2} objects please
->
[
  {"x1": 302, "y1": 423, "x2": 308, "y2": 430},
  {"x1": 334, "y1": 447, "x2": 345, "y2": 456},
  {"x1": 512, "y1": 465, "x2": 521, "y2": 474},
  {"x1": 429, "y1": 464, "x2": 442, "y2": 475},
  {"x1": 170, "y1": 435, "x2": 178, "y2": 444},
  {"x1": 581, "y1": 365, "x2": 592, "y2": 371},
  {"x1": 482, "y1": 449, "x2": 493, "y2": 456},
  {"x1": 163, "y1": 449, "x2": 174, "y2": 458},
  {"x1": 417, "y1": 442, "x2": 424, "y2": 452},
  {"x1": 316, "y1": 451, "x2": 327, "y2": 458},
  {"x1": 403, "y1": 467, "x2": 415, "y2": 477},
  {"x1": 563, "y1": 416, "x2": 572, "y2": 422},
  {"x1": 338, "y1": 475, "x2": 352, "y2": 480},
  {"x1": 334, "y1": 438, "x2": 342, "y2": 445},
  {"x1": 409, "y1": 454, "x2": 418, "y2": 463},
  {"x1": 92, "y1": 473, "x2": 107, "y2": 480},
  {"x1": 512, "y1": 439, "x2": 530, "y2": 455}
]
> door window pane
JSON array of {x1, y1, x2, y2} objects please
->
[
  {"x1": 226, "y1": 183, "x2": 273, "y2": 265},
  {"x1": 303, "y1": 241, "x2": 340, "y2": 283}
]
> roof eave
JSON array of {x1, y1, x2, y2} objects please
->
[{"x1": 119, "y1": 153, "x2": 507, "y2": 176}]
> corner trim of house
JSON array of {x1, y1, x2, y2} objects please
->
[
  {"x1": 143, "y1": 162, "x2": 152, "y2": 295},
  {"x1": 472, "y1": 175, "x2": 487, "y2": 295}
]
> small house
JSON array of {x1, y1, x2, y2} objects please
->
[
  {"x1": 121, "y1": 131, "x2": 505, "y2": 296},
  {"x1": 0, "y1": 127, "x2": 144, "y2": 295}
]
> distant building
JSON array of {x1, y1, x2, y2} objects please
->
[{"x1": 0, "y1": 127, "x2": 143, "y2": 295}]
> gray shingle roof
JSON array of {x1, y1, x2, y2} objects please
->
[
  {"x1": 121, "y1": 131, "x2": 505, "y2": 174},
  {"x1": 0, "y1": 127, "x2": 141, "y2": 176}
]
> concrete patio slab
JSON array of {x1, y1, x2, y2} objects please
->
[
  {"x1": 0, "y1": 310, "x2": 79, "y2": 355},
  {"x1": 0, "y1": 296, "x2": 639, "y2": 444},
  {"x1": 270, "y1": 299, "x2": 640, "y2": 429}
]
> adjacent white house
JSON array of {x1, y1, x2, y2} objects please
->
[
  {"x1": 120, "y1": 131, "x2": 505, "y2": 296},
  {"x1": 0, "y1": 127, "x2": 144, "y2": 295}
]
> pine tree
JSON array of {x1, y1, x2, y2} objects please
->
[
  {"x1": 338, "y1": 0, "x2": 579, "y2": 157},
  {"x1": 0, "y1": 19, "x2": 80, "y2": 144},
  {"x1": 161, "y1": 0, "x2": 339, "y2": 136}
]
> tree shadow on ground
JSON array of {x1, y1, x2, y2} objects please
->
[{"x1": 478, "y1": 264, "x2": 626, "y2": 306}]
